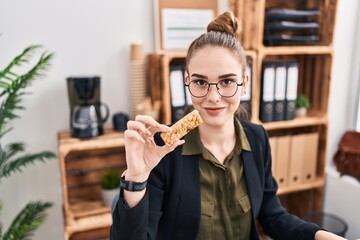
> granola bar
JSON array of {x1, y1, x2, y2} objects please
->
[{"x1": 161, "y1": 110, "x2": 203, "y2": 145}]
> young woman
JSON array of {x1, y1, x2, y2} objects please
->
[{"x1": 111, "y1": 11, "x2": 346, "y2": 240}]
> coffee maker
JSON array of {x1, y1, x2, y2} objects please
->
[{"x1": 67, "y1": 76, "x2": 109, "y2": 139}]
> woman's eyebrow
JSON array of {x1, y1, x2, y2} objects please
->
[
  {"x1": 218, "y1": 73, "x2": 237, "y2": 79},
  {"x1": 191, "y1": 73, "x2": 238, "y2": 79},
  {"x1": 191, "y1": 73, "x2": 208, "y2": 79}
]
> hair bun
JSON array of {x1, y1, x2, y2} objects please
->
[{"x1": 207, "y1": 11, "x2": 240, "y2": 37}]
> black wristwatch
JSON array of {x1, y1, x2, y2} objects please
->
[{"x1": 120, "y1": 171, "x2": 147, "y2": 192}]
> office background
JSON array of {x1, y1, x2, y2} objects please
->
[{"x1": 0, "y1": 0, "x2": 359, "y2": 239}]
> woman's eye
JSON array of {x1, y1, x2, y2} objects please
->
[
  {"x1": 193, "y1": 79, "x2": 207, "y2": 86},
  {"x1": 219, "y1": 79, "x2": 236, "y2": 86}
]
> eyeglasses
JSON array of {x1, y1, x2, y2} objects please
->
[{"x1": 185, "y1": 79, "x2": 244, "y2": 98}]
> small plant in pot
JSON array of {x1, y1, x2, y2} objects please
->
[
  {"x1": 100, "y1": 169, "x2": 120, "y2": 207},
  {"x1": 295, "y1": 95, "x2": 310, "y2": 117}
]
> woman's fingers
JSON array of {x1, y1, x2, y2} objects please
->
[
  {"x1": 124, "y1": 129, "x2": 146, "y2": 143},
  {"x1": 127, "y1": 120, "x2": 152, "y2": 135},
  {"x1": 134, "y1": 115, "x2": 171, "y2": 134}
]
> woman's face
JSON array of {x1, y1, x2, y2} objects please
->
[{"x1": 186, "y1": 46, "x2": 248, "y2": 128}]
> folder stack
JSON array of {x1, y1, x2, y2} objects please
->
[
  {"x1": 260, "y1": 60, "x2": 298, "y2": 123},
  {"x1": 269, "y1": 132, "x2": 319, "y2": 188},
  {"x1": 263, "y1": 8, "x2": 320, "y2": 46}
]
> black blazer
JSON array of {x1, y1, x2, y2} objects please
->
[{"x1": 111, "y1": 120, "x2": 320, "y2": 240}]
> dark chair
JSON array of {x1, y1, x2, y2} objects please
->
[
  {"x1": 111, "y1": 193, "x2": 120, "y2": 213},
  {"x1": 305, "y1": 212, "x2": 348, "y2": 237}
]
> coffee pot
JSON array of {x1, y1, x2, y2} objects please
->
[{"x1": 67, "y1": 76, "x2": 109, "y2": 139}]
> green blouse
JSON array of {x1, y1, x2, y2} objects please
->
[{"x1": 182, "y1": 117, "x2": 252, "y2": 240}]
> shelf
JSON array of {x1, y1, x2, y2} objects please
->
[
  {"x1": 58, "y1": 130, "x2": 126, "y2": 239},
  {"x1": 260, "y1": 45, "x2": 333, "y2": 56},
  {"x1": 70, "y1": 199, "x2": 110, "y2": 219},
  {"x1": 67, "y1": 212, "x2": 112, "y2": 236},
  {"x1": 277, "y1": 177, "x2": 325, "y2": 195},
  {"x1": 66, "y1": 200, "x2": 111, "y2": 235},
  {"x1": 58, "y1": 129, "x2": 125, "y2": 155},
  {"x1": 258, "y1": 113, "x2": 328, "y2": 131}
]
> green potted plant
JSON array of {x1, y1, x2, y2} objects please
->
[
  {"x1": 295, "y1": 94, "x2": 311, "y2": 117},
  {"x1": 100, "y1": 169, "x2": 120, "y2": 207},
  {"x1": 0, "y1": 45, "x2": 56, "y2": 239}
]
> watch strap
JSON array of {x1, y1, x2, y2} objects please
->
[{"x1": 120, "y1": 172, "x2": 147, "y2": 192}]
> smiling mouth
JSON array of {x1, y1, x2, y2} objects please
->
[{"x1": 204, "y1": 107, "x2": 226, "y2": 114}]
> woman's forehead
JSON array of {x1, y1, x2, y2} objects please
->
[{"x1": 188, "y1": 47, "x2": 243, "y2": 76}]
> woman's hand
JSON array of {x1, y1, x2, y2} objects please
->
[
  {"x1": 124, "y1": 115, "x2": 184, "y2": 182},
  {"x1": 315, "y1": 230, "x2": 347, "y2": 240}
]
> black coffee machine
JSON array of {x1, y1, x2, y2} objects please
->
[{"x1": 67, "y1": 76, "x2": 109, "y2": 139}]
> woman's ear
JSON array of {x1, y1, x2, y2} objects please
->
[
  {"x1": 184, "y1": 75, "x2": 190, "y2": 85},
  {"x1": 241, "y1": 74, "x2": 249, "y2": 96}
]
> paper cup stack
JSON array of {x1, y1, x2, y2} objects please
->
[{"x1": 129, "y1": 43, "x2": 146, "y2": 119}]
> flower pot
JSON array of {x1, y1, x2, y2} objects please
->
[
  {"x1": 295, "y1": 108, "x2": 307, "y2": 117},
  {"x1": 101, "y1": 188, "x2": 119, "y2": 207}
]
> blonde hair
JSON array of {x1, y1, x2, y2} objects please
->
[{"x1": 186, "y1": 11, "x2": 246, "y2": 75}]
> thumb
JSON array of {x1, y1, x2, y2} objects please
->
[{"x1": 159, "y1": 139, "x2": 185, "y2": 158}]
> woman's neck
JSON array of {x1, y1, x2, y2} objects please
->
[
  {"x1": 198, "y1": 118, "x2": 236, "y2": 163},
  {"x1": 199, "y1": 123, "x2": 235, "y2": 144}
]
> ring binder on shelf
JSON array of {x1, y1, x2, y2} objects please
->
[
  {"x1": 260, "y1": 62, "x2": 275, "y2": 123},
  {"x1": 274, "y1": 62, "x2": 287, "y2": 121},
  {"x1": 284, "y1": 61, "x2": 299, "y2": 120},
  {"x1": 169, "y1": 65, "x2": 187, "y2": 123}
]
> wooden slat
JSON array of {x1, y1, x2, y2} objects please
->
[
  {"x1": 148, "y1": 54, "x2": 162, "y2": 103},
  {"x1": 320, "y1": 55, "x2": 332, "y2": 113},
  {"x1": 297, "y1": 55, "x2": 305, "y2": 97},
  {"x1": 66, "y1": 166, "x2": 126, "y2": 189},
  {"x1": 312, "y1": 55, "x2": 322, "y2": 111},
  {"x1": 65, "y1": 153, "x2": 125, "y2": 172},
  {"x1": 70, "y1": 226, "x2": 110, "y2": 240},
  {"x1": 68, "y1": 184, "x2": 102, "y2": 201},
  {"x1": 67, "y1": 213, "x2": 112, "y2": 237},
  {"x1": 316, "y1": 125, "x2": 327, "y2": 178},
  {"x1": 261, "y1": 114, "x2": 327, "y2": 131},
  {"x1": 70, "y1": 200, "x2": 111, "y2": 219},
  {"x1": 262, "y1": 46, "x2": 333, "y2": 56},
  {"x1": 58, "y1": 130, "x2": 125, "y2": 157}
]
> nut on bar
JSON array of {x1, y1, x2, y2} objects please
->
[{"x1": 161, "y1": 110, "x2": 203, "y2": 145}]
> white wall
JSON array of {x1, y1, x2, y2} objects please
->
[
  {"x1": 0, "y1": 0, "x2": 154, "y2": 239},
  {"x1": 0, "y1": 0, "x2": 359, "y2": 239},
  {"x1": 324, "y1": 0, "x2": 360, "y2": 239}
]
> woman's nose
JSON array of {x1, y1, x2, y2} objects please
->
[{"x1": 207, "y1": 85, "x2": 221, "y2": 101}]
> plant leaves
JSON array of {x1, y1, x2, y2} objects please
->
[
  {"x1": 2, "y1": 201, "x2": 52, "y2": 240},
  {"x1": 0, "y1": 151, "x2": 56, "y2": 180},
  {"x1": 0, "y1": 45, "x2": 54, "y2": 135}
]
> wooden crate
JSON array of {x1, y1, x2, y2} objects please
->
[
  {"x1": 232, "y1": 0, "x2": 262, "y2": 50},
  {"x1": 268, "y1": 124, "x2": 327, "y2": 215},
  {"x1": 234, "y1": 0, "x2": 338, "y2": 50},
  {"x1": 254, "y1": 53, "x2": 332, "y2": 129},
  {"x1": 58, "y1": 129, "x2": 126, "y2": 240}
]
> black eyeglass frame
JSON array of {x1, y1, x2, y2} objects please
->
[{"x1": 185, "y1": 78, "x2": 244, "y2": 98}]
